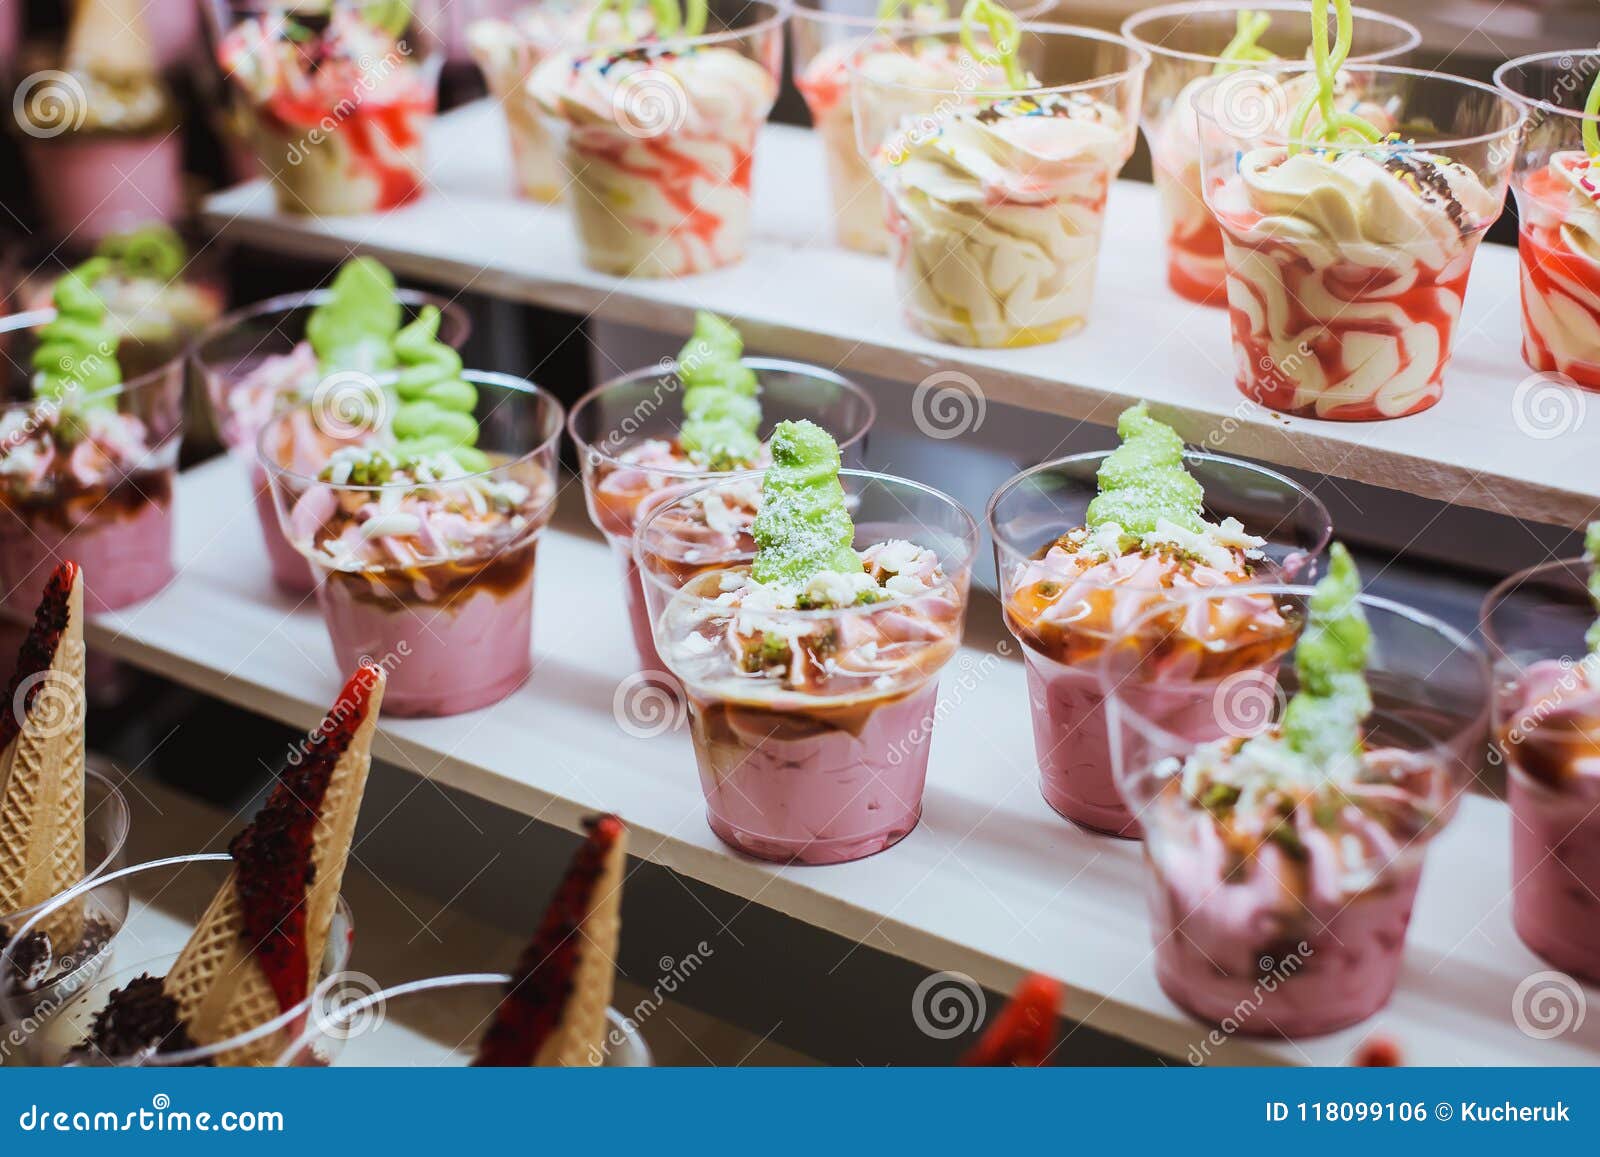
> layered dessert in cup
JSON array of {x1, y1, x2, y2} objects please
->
[
  {"x1": 214, "y1": 1, "x2": 443, "y2": 215},
  {"x1": 569, "y1": 312, "x2": 874, "y2": 672},
  {"x1": 261, "y1": 363, "x2": 563, "y2": 717},
  {"x1": 1494, "y1": 52, "x2": 1600, "y2": 391},
  {"x1": 854, "y1": 3, "x2": 1148, "y2": 347},
  {"x1": 529, "y1": 0, "x2": 785, "y2": 277},
  {"x1": 987, "y1": 403, "x2": 1330, "y2": 836},
  {"x1": 638, "y1": 421, "x2": 978, "y2": 864},
  {"x1": 1481, "y1": 529, "x2": 1600, "y2": 984},
  {"x1": 15, "y1": 0, "x2": 182, "y2": 242},
  {"x1": 1103, "y1": 546, "x2": 1491, "y2": 1037},
  {"x1": 0, "y1": 666, "x2": 385, "y2": 1066},
  {"x1": 193, "y1": 257, "x2": 470, "y2": 595},
  {"x1": 281, "y1": 813, "x2": 650, "y2": 1066},
  {"x1": 0, "y1": 271, "x2": 184, "y2": 616},
  {"x1": 1120, "y1": 2, "x2": 1418, "y2": 304},
  {"x1": 1193, "y1": 48, "x2": 1523, "y2": 419}
]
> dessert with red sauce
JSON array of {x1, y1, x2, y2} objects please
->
[
  {"x1": 641, "y1": 420, "x2": 977, "y2": 864},
  {"x1": 529, "y1": 0, "x2": 784, "y2": 277},
  {"x1": 989, "y1": 403, "x2": 1329, "y2": 837},
  {"x1": 1, "y1": 263, "x2": 183, "y2": 615},
  {"x1": 570, "y1": 312, "x2": 873, "y2": 672},
  {"x1": 216, "y1": 1, "x2": 441, "y2": 216}
]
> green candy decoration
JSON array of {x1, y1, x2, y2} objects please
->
[
  {"x1": 1585, "y1": 522, "x2": 1600, "y2": 654},
  {"x1": 32, "y1": 258, "x2": 122, "y2": 413},
  {"x1": 1085, "y1": 403, "x2": 1206, "y2": 537},
  {"x1": 306, "y1": 257, "x2": 402, "y2": 373},
  {"x1": 751, "y1": 420, "x2": 863, "y2": 586},
  {"x1": 1214, "y1": 10, "x2": 1272, "y2": 75},
  {"x1": 676, "y1": 312, "x2": 761, "y2": 470},
  {"x1": 962, "y1": 0, "x2": 1026, "y2": 90},
  {"x1": 95, "y1": 224, "x2": 186, "y2": 281},
  {"x1": 390, "y1": 306, "x2": 488, "y2": 473},
  {"x1": 1286, "y1": 0, "x2": 1383, "y2": 155}
]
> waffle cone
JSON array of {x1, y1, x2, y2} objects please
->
[
  {"x1": 0, "y1": 571, "x2": 86, "y2": 952},
  {"x1": 66, "y1": 0, "x2": 156, "y2": 79},
  {"x1": 163, "y1": 669, "x2": 385, "y2": 1066},
  {"x1": 535, "y1": 831, "x2": 626, "y2": 1067}
]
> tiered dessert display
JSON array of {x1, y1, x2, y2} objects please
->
[
  {"x1": 1120, "y1": 2, "x2": 1418, "y2": 304},
  {"x1": 853, "y1": 1, "x2": 1147, "y2": 347},
  {"x1": 194, "y1": 257, "x2": 470, "y2": 595},
  {"x1": 529, "y1": 0, "x2": 786, "y2": 276},
  {"x1": 1103, "y1": 546, "x2": 1491, "y2": 1036},
  {"x1": 0, "y1": 665, "x2": 385, "y2": 1065},
  {"x1": 987, "y1": 404, "x2": 1330, "y2": 836},
  {"x1": 213, "y1": 0, "x2": 444, "y2": 216},
  {"x1": 1495, "y1": 52, "x2": 1600, "y2": 391},
  {"x1": 1191, "y1": 0, "x2": 1523, "y2": 419},
  {"x1": 1481, "y1": 528, "x2": 1600, "y2": 984},
  {"x1": 637, "y1": 420, "x2": 977, "y2": 864},
  {"x1": 569, "y1": 313, "x2": 873, "y2": 672},
  {"x1": 280, "y1": 813, "x2": 650, "y2": 1066},
  {"x1": 0, "y1": 268, "x2": 184, "y2": 615}
]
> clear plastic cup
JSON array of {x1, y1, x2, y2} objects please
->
[
  {"x1": 1194, "y1": 65, "x2": 1524, "y2": 419},
  {"x1": 276, "y1": 973, "x2": 652, "y2": 1066},
  {"x1": 1120, "y1": 2, "x2": 1419, "y2": 304},
  {"x1": 987, "y1": 449, "x2": 1330, "y2": 837},
  {"x1": 854, "y1": 23, "x2": 1148, "y2": 347},
  {"x1": 530, "y1": 0, "x2": 787, "y2": 277},
  {"x1": 568, "y1": 359, "x2": 874, "y2": 674},
  {"x1": 260, "y1": 372, "x2": 563, "y2": 717},
  {"x1": 1481, "y1": 558, "x2": 1600, "y2": 984},
  {"x1": 1103, "y1": 587, "x2": 1490, "y2": 1037},
  {"x1": 637, "y1": 469, "x2": 978, "y2": 864},
  {"x1": 191, "y1": 288, "x2": 471, "y2": 596},
  {"x1": 0, "y1": 310, "x2": 183, "y2": 615},
  {"x1": 0, "y1": 854, "x2": 355, "y2": 1066},
  {"x1": 209, "y1": 1, "x2": 444, "y2": 216},
  {"x1": 1494, "y1": 51, "x2": 1600, "y2": 391}
]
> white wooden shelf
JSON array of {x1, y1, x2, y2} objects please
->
[
  {"x1": 76, "y1": 456, "x2": 1600, "y2": 1067},
  {"x1": 202, "y1": 100, "x2": 1599, "y2": 530}
]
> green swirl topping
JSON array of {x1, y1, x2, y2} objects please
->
[
  {"x1": 390, "y1": 306, "x2": 488, "y2": 474},
  {"x1": 306, "y1": 257, "x2": 402, "y2": 373},
  {"x1": 95, "y1": 224, "x2": 186, "y2": 281},
  {"x1": 751, "y1": 420, "x2": 862, "y2": 586},
  {"x1": 677, "y1": 312, "x2": 761, "y2": 470},
  {"x1": 962, "y1": 0, "x2": 1026, "y2": 91},
  {"x1": 1287, "y1": 0, "x2": 1383, "y2": 155},
  {"x1": 32, "y1": 258, "x2": 122, "y2": 412},
  {"x1": 1085, "y1": 403, "x2": 1205, "y2": 537},
  {"x1": 1214, "y1": 10, "x2": 1272, "y2": 75}
]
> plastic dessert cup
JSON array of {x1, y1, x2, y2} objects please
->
[
  {"x1": 987, "y1": 450, "x2": 1330, "y2": 837},
  {"x1": 529, "y1": 0, "x2": 786, "y2": 277},
  {"x1": 569, "y1": 359, "x2": 874, "y2": 673},
  {"x1": 211, "y1": 1, "x2": 444, "y2": 216},
  {"x1": 192, "y1": 289, "x2": 471, "y2": 596},
  {"x1": 638, "y1": 470, "x2": 978, "y2": 865},
  {"x1": 0, "y1": 310, "x2": 184, "y2": 616},
  {"x1": 1494, "y1": 51, "x2": 1600, "y2": 391},
  {"x1": 0, "y1": 854, "x2": 354, "y2": 1066},
  {"x1": 1481, "y1": 558, "x2": 1600, "y2": 983},
  {"x1": 1194, "y1": 65, "x2": 1523, "y2": 419},
  {"x1": 275, "y1": 974, "x2": 652, "y2": 1066},
  {"x1": 261, "y1": 372, "x2": 563, "y2": 718},
  {"x1": 853, "y1": 23, "x2": 1148, "y2": 347},
  {"x1": 1102, "y1": 587, "x2": 1490, "y2": 1037},
  {"x1": 1120, "y1": 2, "x2": 1419, "y2": 305}
]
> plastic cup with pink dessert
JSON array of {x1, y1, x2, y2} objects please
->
[
  {"x1": 259, "y1": 372, "x2": 563, "y2": 718},
  {"x1": 192, "y1": 288, "x2": 471, "y2": 597},
  {"x1": 209, "y1": 1, "x2": 444, "y2": 216},
  {"x1": 568, "y1": 359, "x2": 874, "y2": 673},
  {"x1": 987, "y1": 449, "x2": 1331, "y2": 838},
  {"x1": 1192, "y1": 64, "x2": 1523, "y2": 420},
  {"x1": 0, "y1": 854, "x2": 354, "y2": 1066},
  {"x1": 1102, "y1": 584, "x2": 1490, "y2": 1037},
  {"x1": 528, "y1": 0, "x2": 786, "y2": 277},
  {"x1": 1494, "y1": 51, "x2": 1600, "y2": 392},
  {"x1": 274, "y1": 973, "x2": 652, "y2": 1066},
  {"x1": 0, "y1": 310, "x2": 183, "y2": 616},
  {"x1": 636, "y1": 469, "x2": 978, "y2": 865},
  {"x1": 1481, "y1": 558, "x2": 1600, "y2": 984},
  {"x1": 1120, "y1": 2, "x2": 1418, "y2": 305}
]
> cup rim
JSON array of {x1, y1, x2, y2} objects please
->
[
  {"x1": 576, "y1": 0, "x2": 792, "y2": 56},
  {"x1": 789, "y1": 0, "x2": 1053, "y2": 33},
  {"x1": 1492, "y1": 50, "x2": 1600, "y2": 126},
  {"x1": 1192, "y1": 63, "x2": 1528, "y2": 152},
  {"x1": 1479, "y1": 554, "x2": 1591, "y2": 668},
  {"x1": 0, "y1": 309, "x2": 183, "y2": 415},
  {"x1": 1119, "y1": 1, "x2": 1421, "y2": 67},
  {"x1": 0, "y1": 762, "x2": 131, "y2": 933},
  {"x1": 567, "y1": 356, "x2": 877, "y2": 479},
  {"x1": 851, "y1": 22, "x2": 1151, "y2": 100}
]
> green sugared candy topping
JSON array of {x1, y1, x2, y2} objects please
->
[
  {"x1": 390, "y1": 306, "x2": 488, "y2": 473},
  {"x1": 1273, "y1": 543, "x2": 1372, "y2": 768},
  {"x1": 677, "y1": 312, "x2": 762, "y2": 470},
  {"x1": 306, "y1": 257, "x2": 402, "y2": 373},
  {"x1": 95, "y1": 225, "x2": 186, "y2": 281},
  {"x1": 751, "y1": 420, "x2": 862, "y2": 586},
  {"x1": 32, "y1": 258, "x2": 122, "y2": 411},
  {"x1": 1085, "y1": 403, "x2": 1205, "y2": 537}
]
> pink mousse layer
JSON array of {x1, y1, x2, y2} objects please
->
[
  {"x1": 23, "y1": 134, "x2": 184, "y2": 243},
  {"x1": 0, "y1": 497, "x2": 173, "y2": 614},
  {"x1": 612, "y1": 538, "x2": 666, "y2": 674},
  {"x1": 252, "y1": 470, "x2": 318, "y2": 595}
]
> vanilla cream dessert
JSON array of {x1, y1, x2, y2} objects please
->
[
  {"x1": 1517, "y1": 151, "x2": 1600, "y2": 389},
  {"x1": 531, "y1": 43, "x2": 778, "y2": 277}
]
